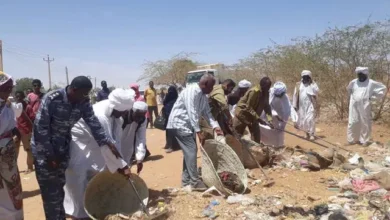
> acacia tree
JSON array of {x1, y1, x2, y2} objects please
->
[
  {"x1": 229, "y1": 19, "x2": 390, "y2": 120},
  {"x1": 138, "y1": 52, "x2": 197, "y2": 86}
]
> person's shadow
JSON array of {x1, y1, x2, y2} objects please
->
[
  {"x1": 144, "y1": 155, "x2": 164, "y2": 162},
  {"x1": 23, "y1": 189, "x2": 41, "y2": 199}
]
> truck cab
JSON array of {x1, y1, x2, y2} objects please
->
[
  {"x1": 185, "y1": 64, "x2": 224, "y2": 87},
  {"x1": 185, "y1": 69, "x2": 219, "y2": 87}
]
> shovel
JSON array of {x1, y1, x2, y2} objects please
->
[
  {"x1": 128, "y1": 177, "x2": 150, "y2": 217},
  {"x1": 128, "y1": 176, "x2": 169, "y2": 220}
]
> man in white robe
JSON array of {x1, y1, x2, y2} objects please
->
[
  {"x1": 64, "y1": 88, "x2": 135, "y2": 219},
  {"x1": 121, "y1": 101, "x2": 147, "y2": 171},
  {"x1": 259, "y1": 82, "x2": 291, "y2": 147},
  {"x1": 292, "y1": 70, "x2": 320, "y2": 140},
  {"x1": 347, "y1": 67, "x2": 387, "y2": 146}
]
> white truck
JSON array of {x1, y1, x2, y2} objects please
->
[{"x1": 185, "y1": 63, "x2": 225, "y2": 87}]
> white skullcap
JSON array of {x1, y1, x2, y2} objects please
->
[
  {"x1": 108, "y1": 88, "x2": 135, "y2": 111},
  {"x1": 273, "y1": 81, "x2": 287, "y2": 95},
  {"x1": 133, "y1": 101, "x2": 148, "y2": 112},
  {"x1": 301, "y1": 70, "x2": 312, "y2": 77},
  {"x1": 238, "y1": 79, "x2": 252, "y2": 88},
  {"x1": 0, "y1": 71, "x2": 12, "y2": 87},
  {"x1": 355, "y1": 66, "x2": 369, "y2": 75}
]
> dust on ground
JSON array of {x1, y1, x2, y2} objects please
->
[{"x1": 19, "y1": 122, "x2": 390, "y2": 219}]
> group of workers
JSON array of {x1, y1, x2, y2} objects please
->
[{"x1": 0, "y1": 65, "x2": 387, "y2": 220}]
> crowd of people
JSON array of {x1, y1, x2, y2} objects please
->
[{"x1": 0, "y1": 66, "x2": 387, "y2": 219}]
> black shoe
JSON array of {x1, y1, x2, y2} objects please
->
[
  {"x1": 192, "y1": 181, "x2": 208, "y2": 191},
  {"x1": 165, "y1": 148, "x2": 173, "y2": 153}
]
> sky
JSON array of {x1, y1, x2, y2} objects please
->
[{"x1": 0, "y1": 0, "x2": 389, "y2": 89}]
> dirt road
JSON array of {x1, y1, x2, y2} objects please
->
[{"x1": 19, "y1": 122, "x2": 390, "y2": 219}]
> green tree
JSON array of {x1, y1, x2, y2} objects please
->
[{"x1": 14, "y1": 77, "x2": 34, "y2": 93}]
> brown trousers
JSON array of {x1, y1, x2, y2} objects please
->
[
  {"x1": 232, "y1": 117, "x2": 261, "y2": 143},
  {"x1": 14, "y1": 132, "x2": 34, "y2": 170}
]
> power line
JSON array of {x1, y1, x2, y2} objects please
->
[
  {"x1": 43, "y1": 55, "x2": 54, "y2": 90},
  {"x1": 1, "y1": 40, "x2": 46, "y2": 57}
]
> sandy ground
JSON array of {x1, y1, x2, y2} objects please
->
[{"x1": 18, "y1": 121, "x2": 390, "y2": 219}]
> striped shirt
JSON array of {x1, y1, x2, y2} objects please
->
[{"x1": 167, "y1": 84, "x2": 219, "y2": 134}]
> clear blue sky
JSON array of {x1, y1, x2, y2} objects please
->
[{"x1": 0, "y1": 0, "x2": 389, "y2": 89}]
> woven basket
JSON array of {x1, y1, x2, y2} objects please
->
[
  {"x1": 84, "y1": 171, "x2": 149, "y2": 220},
  {"x1": 201, "y1": 139, "x2": 248, "y2": 196}
]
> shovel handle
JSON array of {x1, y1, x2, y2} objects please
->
[{"x1": 129, "y1": 178, "x2": 150, "y2": 216}]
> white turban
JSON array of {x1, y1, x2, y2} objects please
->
[
  {"x1": 355, "y1": 66, "x2": 369, "y2": 75},
  {"x1": 133, "y1": 101, "x2": 148, "y2": 112},
  {"x1": 0, "y1": 71, "x2": 12, "y2": 87},
  {"x1": 108, "y1": 88, "x2": 135, "y2": 111},
  {"x1": 301, "y1": 70, "x2": 312, "y2": 77},
  {"x1": 273, "y1": 81, "x2": 287, "y2": 95},
  {"x1": 238, "y1": 79, "x2": 252, "y2": 88}
]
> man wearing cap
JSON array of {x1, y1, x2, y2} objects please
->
[
  {"x1": 259, "y1": 82, "x2": 292, "y2": 147},
  {"x1": 121, "y1": 101, "x2": 148, "y2": 166},
  {"x1": 233, "y1": 77, "x2": 273, "y2": 143},
  {"x1": 228, "y1": 79, "x2": 252, "y2": 117},
  {"x1": 32, "y1": 76, "x2": 127, "y2": 220},
  {"x1": 64, "y1": 88, "x2": 136, "y2": 219},
  {"x1": 347, "y1": 67, "x2": 386, "y2": 146},
  {"x1": 292, "y1": 70, "x2": 320, "y2": 141}
]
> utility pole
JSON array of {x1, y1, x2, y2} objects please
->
[
  {"x1": 43, "y1": 54, "x2": 54, "y2": 89},
  {"x1": 0, "y1": 40, "x2": 3, "y2": 72},
  {"x1": 65, "y1": 66, "x2": 69, "y2": 85}
]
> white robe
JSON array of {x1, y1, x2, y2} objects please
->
[
  {"x1": 259, "y1": 88, "x2": 292, "y2": 147},
  {"x1": 64, "y1": 100, "x2": 128, "y2": 219},
  {"x1": 120, "y1": 118, "x2": 147, "y2": 164},
  {"x1": 0, "y1": 102, "x2": 23, "y2": 220},
  {"x1": 347, "y1": 78, "x2": 386, "y2": 144},
  {"x1": 292, "y1": 82, "x2": 319, "y2": 135}
]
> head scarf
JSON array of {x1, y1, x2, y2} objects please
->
[
  {"x1": 108, "y1": 88, "x2": 135, "y2": 111},
  {"x1": 163, "y1": 86, "x2": 178, "y2": 105},
  {"x1": 355, "y1": 67, "x2": 369, "y2": 75},
  {"x1": 273, "y1": 81, "x2": 287, "y2": 96},
  {"x1": 301, "y1": 70, "x2": 312, "y2": 77},
  {"x1": 238, "y1": 79, "x2": 252, "y2": 88},
  {"x1": 129, "y1": 83, "x2": 139, "y2": 90},
  {"x1": 133, "y1": 101, "x2": 148, "y2": 112},
  {"x1": 0, "y1": 71, "x2": 13, "y2": 92}
]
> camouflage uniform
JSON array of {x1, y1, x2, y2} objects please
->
[
  {"x1": 31, "y1": 88, "x2": 112, "y2": 220},
  {"x1": 233, "y1": 84, "x2": 272, "y2": 143}
]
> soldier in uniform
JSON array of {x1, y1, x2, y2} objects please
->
[
  {"x1": 31, "y1": 76, "x2": 127, "y2": 220},
  {"x1": 233, "y1": 77, "x2": 274, "y2": 143},
  {"x1": 200, "y1": 79, "x2": 236, "y2": 141}
]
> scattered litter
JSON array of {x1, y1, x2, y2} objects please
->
[
  {"x1": 202, "y1": 200, "x2": 220, "y2": 219},
  {"x1": 244, "y1": 211, "x2": 275, "y2": 220},
  {"x1": 338, "y1": 178, "x2": 353, "y2": 190},
  {"x1": 251, "y1": 180, "x2": 262, "y2": 186},
  {"x1": 201, "y1": 186, "x2": 225, "y2": 197},
  {"x1": 365, "y1": 171, "x2": 390, "y2": 190},
  {"x1": 352, "y1": 179, "x2": 381, "y2": 193},
  {"x1": 328, "y1": 211, "x2": 348, "y2": 220},
  {"x1": 348, "y1": 153, "x2": 361, "y2": 165},
  {"x1": 349, "y1": 168, "x2": 368, "y2": 179},
  {"x1": 227, "y1": 194, "x2": 255, "y2": 206}
]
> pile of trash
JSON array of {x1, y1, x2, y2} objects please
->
[{"x1": 218, "y1": 171, "x2": 245, "y2": 193}]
